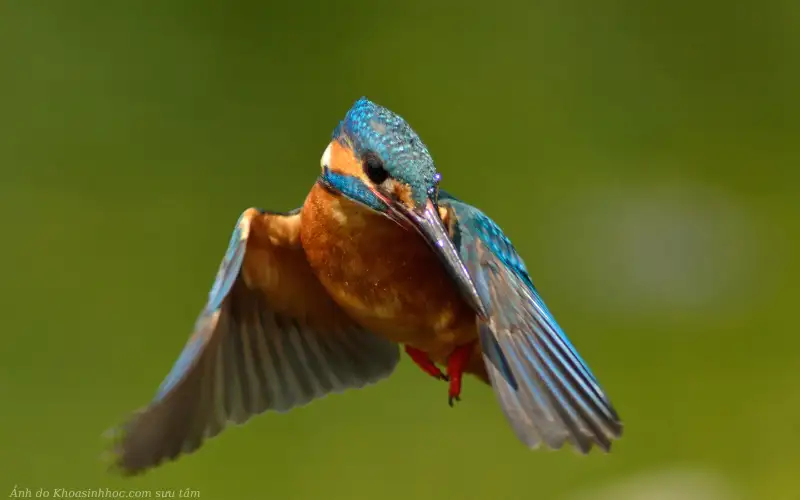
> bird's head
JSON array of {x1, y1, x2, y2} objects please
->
[
  {"x1": 318, "y1": 97, "x2": 484, "y2": 315},
  {"x1": 318, "y1": 97, "x2": 441, "y2": 219}
]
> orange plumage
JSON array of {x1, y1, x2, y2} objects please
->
[{"x1": 109, "y1": 98, "x2": 622, "y2": 476}]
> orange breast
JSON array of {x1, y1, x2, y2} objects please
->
[{"x1": 299, "y1": 183, "x2": 478, "y2": 360}]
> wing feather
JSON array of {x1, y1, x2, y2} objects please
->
[
  {"x1": 109, "y1": 208, "x2": 399, "y2": 475},
  {"x1": 440, "y1": 193, "x2": 622, "y2": 453}
]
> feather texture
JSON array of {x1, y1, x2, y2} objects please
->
[
  {"x1": 109, "y1": 208, "x2": 399, "y2": 475},
  {"x1": 439, "y1": 192, "x2": 623, "y2": 452}
]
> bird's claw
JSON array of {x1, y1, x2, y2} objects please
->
[
  {"x1": 446, "y1": 342, "x2": 473, "y2": 408},
  {"x1": 405, "y1": 345, "x2": 449, "y2": 382}
]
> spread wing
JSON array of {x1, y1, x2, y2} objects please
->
[
  {"x1": 109, "y1": 208, "x2": 400, "y2": 475},
  {"x1": 439, "y1": 192, "x2": 622, "y2": 453}
]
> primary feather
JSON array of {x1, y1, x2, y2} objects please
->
[
  {"x1": 108, "y1": 208, "x2": 399, "y2": 475},
  {"x1": 439, "y1": 191, "x2": 623, "y2": 452}
]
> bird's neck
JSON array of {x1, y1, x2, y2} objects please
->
[{"x1": 303, "y1": 183, "x2": 375, "y2": 233}]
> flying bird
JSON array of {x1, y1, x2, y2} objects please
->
[{"x1": 109, "y1": 97, "x2": 623, "y2": 474}]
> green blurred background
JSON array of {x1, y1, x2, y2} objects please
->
[{"x1": 2, "y1": 1, "x2": 798, "y2": 499}]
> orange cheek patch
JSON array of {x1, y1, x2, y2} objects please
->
[
  {"x1": 391, "y1": 181, "x2": 415, "y2": 208},
  {"x1": 324, "y1": 141, "x2": 420, "y2": 212},
  {"x1": 328, "y1": 141, "x2": 365, "y2": 179}
]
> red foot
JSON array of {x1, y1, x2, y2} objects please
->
[
  {"x1": 447, "y1": 342, "x2": 475, "y2": 407},
  {"x1": 405, "y1": 346, "x2": 448, "y2": 381}
]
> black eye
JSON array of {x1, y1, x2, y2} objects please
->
[{"x1": 362, "y1": 151, "x2": 389, "y2": 184}]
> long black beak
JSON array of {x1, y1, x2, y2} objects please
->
[{"x1": 388, "y1": 198, "x2": 488, "y2": 319}]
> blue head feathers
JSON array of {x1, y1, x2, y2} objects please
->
[{"x1": 333, "y1": 97, "x2": 441, "y2": 208}]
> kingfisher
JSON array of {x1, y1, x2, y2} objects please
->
[{"x1": 110, "y1": 97, "x2": 623, "y2": 475}]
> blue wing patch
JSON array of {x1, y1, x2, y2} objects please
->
[
  {"x1": 109, "y1": 208, "x2": 400, "y2": 475},
  {"x1": 439, "y1": 192, "x2": 622, "y2": 452}
]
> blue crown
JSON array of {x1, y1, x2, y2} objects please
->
[{"x1": 333, "y1": 97, "x2": 439, "y2": 206}]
